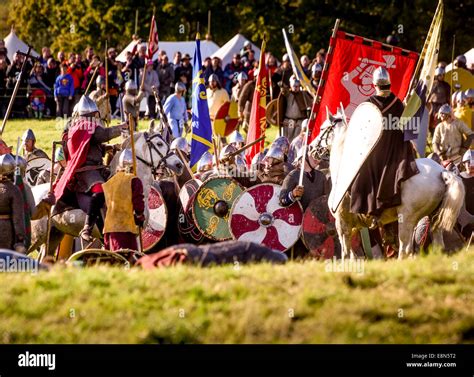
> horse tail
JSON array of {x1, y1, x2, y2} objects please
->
[{"x1": 432, "y1": 171, "x2": 465, "y2": 232}]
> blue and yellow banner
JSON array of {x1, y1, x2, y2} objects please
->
[{"x1": 190, "y1": 33, "x2": 213, "y2": 170}]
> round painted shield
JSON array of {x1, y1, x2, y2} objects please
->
[
  {"x1": 302, "y1": 195, "x2": 341, "y2": 259},
  {"x1": 26, "y1": 157, "x2": 51, "y2": 186},
  {"x1": 142, "y1": 183, "x2": 168, "y2": 251},
  {"x1": 178, "y1": 193, "x2": 205, "y2": 244},
  {"x1": 179, "y1": 179, "x2": 202, "y2": 211},
  {"x1": 229, "y1": 183, "x2": 303, "y2": 252},
  {"x1": 67, "y1": 249, "x2": 130, "y2": 267},
  {"x1": 266, "y1": 98, "x2": 279, "y2": 125},
  {"x1": 213, "y1": 101, "x2": 239, "y2": 137},
  {"x1": 192, "y1": 177, "x2": 244, "y2": 241}
]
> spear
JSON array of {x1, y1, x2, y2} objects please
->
[
  {"x1": 128, "y1": 114, "x2": 144, "y2": 253},
  {"x1": 0, "y1": 46, "x2": 36, "y2": 135},
  {"x1": 105, "y1": 40, "x2": 110, "y2": 126}
]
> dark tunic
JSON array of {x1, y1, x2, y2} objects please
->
[
  {"x1": 0, "y1": 180, "x2": 26, "y2": 249},
  {"x1": 280, "y1": 168, "x2": 327, "y2": 210},
  {"x1": 135, "y1": 241, "x2": 288, "y2": 269},
  {"x1": 349, "y1": 93, "x2": 419, "y2": 216},
  {"x1": 460, "y1": 173, "x2": 474, "y2": 238}
]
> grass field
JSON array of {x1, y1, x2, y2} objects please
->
[
  {"x1": 0, "y1": 251, "x2": 473, "y2": 344},
  {"x1": 1, "y1": 118, "x2": 279, "y2": 157},
  {"x1": 1, "y1": 119, "x2": 473, "y2": 344}
]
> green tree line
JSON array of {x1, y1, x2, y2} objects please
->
[{"x1": 6, "y1": 0, "x2": 474, "y2": 62}]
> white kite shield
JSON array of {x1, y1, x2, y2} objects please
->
[{"x1": 328, "y1": 102, "x2": 384, "y2": 213}]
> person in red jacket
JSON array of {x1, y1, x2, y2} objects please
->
[{"x1": 66, "y1": 53, "x2": 84, "y2": 105}]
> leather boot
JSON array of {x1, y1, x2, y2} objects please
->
[{"x1": 79, "y1": 215, "x2": 94, "y2": 243}]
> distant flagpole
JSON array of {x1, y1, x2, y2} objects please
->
[
  {"x1": 245, "y1": 34, "x2": 268, "y2": 165},
  {"x1": 190, "y1": 31, "x2": 213, "y2": 170}
]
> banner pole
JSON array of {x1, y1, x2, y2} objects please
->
[{"x1": 307, "y1": 18, "x2": 340, "y2": 140}]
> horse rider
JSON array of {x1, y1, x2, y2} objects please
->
[
  {"x1": 89, "y1": 75, "x2": 111, "y2": 123},
  {"x1": 0, "y1": 154, "x2": 26, "y2": 252},
  {"x1": 53, "y1": 95, "x2": 129, "y2": 242},
  {"x1": 122, "y1": 80, "x2": 145, "y2": 128},
  {"x1": 433, "y1": 104, "x2": 473, "y2": 165},
  {"x1": 102, "y1": 149, "x2": 145, "y2": 251},
  {"x1": 21, "y1": 129, "x2": 48, "y2": 161},
  {"x1": 349, "y1": 67, "x2": 419, "y2": 227}
]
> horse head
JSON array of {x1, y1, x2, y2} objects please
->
[
  {"x1": 310, "y1": 105, "x2": 348, "y2": 160},
  {"x1": 134, "y1": 132, "x2": 184, "y2": 177}
]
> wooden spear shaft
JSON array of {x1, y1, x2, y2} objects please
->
[
  {"x1": 45, "y1": 141, "x2": 58, "y2": 260},
  {"x1": 0, "y1": 46, "x2": 32, "y2": 135},
  {"x1": 84, "y1": 65, "x2": 99, "y2": 96},
  {"x1": 128, "y1": 114, "x2": 144, "y2": 253}
]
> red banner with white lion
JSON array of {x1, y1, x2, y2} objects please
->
[{"x1": 308, "y1": 31, "x2": 419, "y2": 142}]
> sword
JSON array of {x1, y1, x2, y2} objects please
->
[{"x1": 298, "y1": 126, "x2": 309, "y2": 187}]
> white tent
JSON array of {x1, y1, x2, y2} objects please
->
[
  {"x1": 445, "y1": 48, "x2": 474, "y2": 71},
  {"x1": 3, "y1": 28, "x2": 39, "y2": 62},
  {"x1": 116, "y1": 39, "x2": 220, "y2": 63},
  {"x1": 211, "y1": 34, "x2": 260, "y2": 67}
]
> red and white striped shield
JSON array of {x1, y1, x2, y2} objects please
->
[
  {"x1": 142, "y1": 183, "x2": 167, "y2": 251},
  {"x1": 229, "y1": 183, "x2": 303, "y2": 252}
]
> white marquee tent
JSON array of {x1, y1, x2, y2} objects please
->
[
  {"x1": 3, "y1": 28, "x2": 39, "y2": 62},
  {"x1": 116, "y1": 39, "x2": 220, "y2": 63},
  {"x1": 211, "y1": 34, "x2": 260, "y2": 67}
]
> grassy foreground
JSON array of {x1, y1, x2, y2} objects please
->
[
  {"x1": 2, "y1": 118, "x2": 279, "y2": 156},
  {"x1": 0, "y1": 251, "x2": 473, "y2": 344}
]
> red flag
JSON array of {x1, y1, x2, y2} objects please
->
[
  {"x1": 245, "y1": 38, "x2": 268, "y2": 165},
  {"x1": 148, "y1": 15, "x2": 159, "y2": 59},
  {"x1": 308, "y1": 31, "x2": 418, "y2": 142}
]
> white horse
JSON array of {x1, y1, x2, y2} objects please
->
[
  {"x1": 29, "y1": 132, "x2": 183, "y2": 255},
  {"x1": 321, "y1": 110, "x2": 465, "y2": 259}
]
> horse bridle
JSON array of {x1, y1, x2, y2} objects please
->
[
  {"x1": 135, "y1": 132, "x2": 176, "y2": 176},
  {"x1": 311, "y1": 116, "x2": 348, "y2": 161}
]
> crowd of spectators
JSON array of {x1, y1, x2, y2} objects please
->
[{"x1": 0, "y1": 36, "x2": 330, "y2": 121}]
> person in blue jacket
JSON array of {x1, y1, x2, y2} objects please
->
[{"x1": 54, "y1": 63, "x2": 75, "y2": 118}]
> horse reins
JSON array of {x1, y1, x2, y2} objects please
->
[{"x1": 135, "y1": 132, "x2": 175, "y2": 176}]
